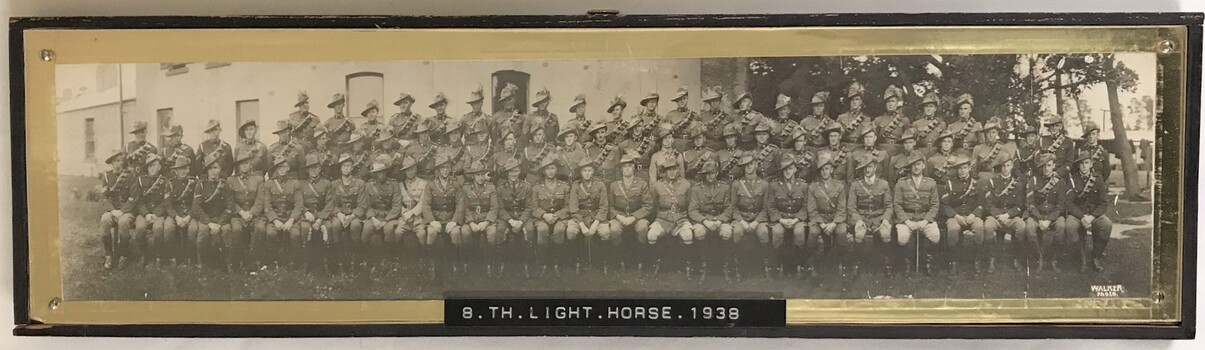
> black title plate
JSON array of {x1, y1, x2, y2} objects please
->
[{"x1": 445, "y1": 299, "x2": 785, "y2": 327}]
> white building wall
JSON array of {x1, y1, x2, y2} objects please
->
[{"x1": 55, "y1": 64, "x2": 136, "y2": 177}]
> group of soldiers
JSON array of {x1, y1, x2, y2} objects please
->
[{"x1": 93, "y1": 79, "x2": 1115, "y2": 280}]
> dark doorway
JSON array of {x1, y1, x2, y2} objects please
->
[{"x1": 492, "y1": 70, "x2": 530, "y2": 114}]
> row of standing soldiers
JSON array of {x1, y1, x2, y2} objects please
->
[{"x1": 95, "y1": 81, "x2": 1114, "y2": 278}]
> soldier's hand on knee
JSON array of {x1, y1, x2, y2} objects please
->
[
  {"x1": 208, "y1": 223, "x2": 221, "y2": 232},
  {"x1": 304, "y1": 212, "x2": 316, "y2": 222},
  {"x1": 284, "y1": 219, "x2": 295, "y2": 230}
]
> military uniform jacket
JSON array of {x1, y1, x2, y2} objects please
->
[
  {"x1": 1027, "y1": 173, "x2": 1065, "y2": 221},
  {"x1": 558, "y1": 144, "x2": 587, "y2": 182},
  {"x1": 610, "y1": 177, "x2": 653, "y2": 219},
  {"x1": 457, "y1": 181, "x2": 498, "y2": 223},
  {"x1": 767, "y1": 178, "x2": 809, "y2": 222},
  {"x1": 873, "y1": 111, "x2": 909, "y2": 144},
  {"x1": 892, "y1": 175, "x2": 939, "y2": 223},
  {"x1": 530, "y1": 179, "x2": 570, "y2": 220},
  {"x1": 496, "y1": 179, "x2": 532, "y2": 222},
  {"x1": 123, "y1": 174, "x2": 169, "y2": 215},
  {"x1": 363, "y1": 179, "x2": 402, "y2": 221},
  {"x1": 461, "y1": 143, "x2": 494, "y2": 175},
  {"x1": 648, "y1": 149, "x2": 686, "y2": 183},
  {"x1": 399, "y1": 178, "x2": 428, "y2": 216},
  {"x1": 652, "y1": 178, "x2": 692, "y2": 223},
  {"x1": 1065, "y1": 170, "x2": 1110, "y2": 218},
  {"x1": 926, "y1": 150, "x2": 965, "y2": 183},
  {"x1": 424, "y1": 114, "x2": 455, "y2": 144},
  {"x1": 1039, "y1": 133, "x2": 1076, "y2": 171},
  {"x1": 888, "y1": 149, "x2": 919, "y2": 184},
  {"x1": 1013, "y1": 142, "x2": 1041, "y2": 179},
  {"x1": 836, "y1": 110, "x2": 871, "y2": 144},
  {"x1": 161, "y1": 176, "x2": 198, "y2": 217},
  {"x1": 730, "y1": 177, "x2": 768, "y2": 222},
  {"x1": 1075, "y1": 141, "x2": 1112, "y2": 180},
  {"x1": 100, "y1": 170, "x2": 132, "y2": 209},
  {"x1": 299, "y1": 178, "x2": 333, "y2": 220},
  {"x1": 940, "y1": 175, "x2": 983, "y2": 217},
  {"x1": 323, "y1": 115, "x2": 354, "y2": 141},
  {"x1": 798, "y1": 115, "x2": 834, "y2": 148},
  {"x1": 492, "y1": 146, "x2": 522, "y2": 173},
  {"x1": 734, "y1": 109, "x2": 768, "y2": 138},
  {"x1": 688, "y1": 181, "x2": 732, "y2": 222},
  {"x1": 389, "y1": 111, "x2": 421, "y2": 140},
  {"x1": 190, "y1": 178, "x2": 233, "y2": 224},
  {"x1": 422, "y1": 177, "x2": 461, "y2": 223},
  {"x1": 324, "y1": 177, "x2": 366, "y2": 218},
  {"x1": 750, "y1": 144, "x2": 780, "y2": 178},
  {"x1": 235, "y1": 139, "x2": 270, "y2": 176},
  {"x1": 583, "y1": 143, "x2": 620, "y2": 180},
  {"x1": 563, "y1": 116, "x2": 593, "y2": 138},
  {"x1": 783, "y1": 148, "x2": 816, "y2": 182},
  {"x1": 849, "y1": 146, "x2": 889, "y2": 180},
  {"x1": 983, "y1": 174, "x2": 1026, "y2": 217},
  {"x1": 226, "y1": 174, "x2": 263, "y2": 218},
  {"x1": 257, "y1": 178, "x2": 303, "y2": 222},
  {"x1": 807, "y1": 178, "x2": 846, "y2": 223},
  {"x1": 715, "y1": 146, "x2": 745, "y2": 181},
  {"x1": 492, "y1": 109, "x2": 526, "y2": 145},
  {"x1": 847, "y1": 177, "x2": 892, "y2": 224},
  {"x1": 682, "y1": 147, "x2": 716, "y2": 181},
  {"x1": 910, "y1": 115, "x2": 947, "y2": 149},
  {"x1": 523, "y1": 143, "x2": 556, "y2": 176},
  {"x1": 162, "y1": 143, "x2": 197, "y2": 176},
  {"x1": 821, "y1": 145, "x2": 852, "y2": 181},
  {"x1": 125, "y1": 140, "x2": 160, "y2": 166},
  {"x1": 665, "y1": 108, "x2": 696, "y2": 139},
  {"x1": 698, "y1": 109, "x2": 731, "y2": 146},
  {"x1": 403, "y1": 142, "x2": 439, "y2": 180},
  {"x1": 569, "y1": 179, "x2": 610, "y2": 223},
  {"x1": 971, "y1": 140, "x2": 1017, "y2": 174},
  {"x1": 459, "y1": 111, "x2": 493, "y2": 136},
  {"x1": 196, "y1": 139, "x2": 234, "y2": 178},
  {"x1": 526, "y1": 110, "x2": 560, "y2": 145},
  {"x1": 946, "y1": 117, "x2": 982, "y2": 150},
  {"x1": 269, "y1": 140, "x2": 306, "y2": 176}
]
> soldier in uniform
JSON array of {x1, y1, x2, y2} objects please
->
[
  {"x1": 234, "y1": 120, "x2": 270, "y2": 178},
  {"x1": 636, "y1": 92, "x2": 664, "y2": 135},
  {"x1": 494, "y1": 159, "x2": 532, "y2": 275},
  {"x1": 361, "y1": 154, "x2": 402, "y2": 268},
  {"x1": 926, "y1": 129, "x2": 962, "y2": 183},
  {"x1": 698, "y1": 88, "x2": 731, "y2": 151},
  {"x1": 849, "y1": 126, "x2": 890, "y2": 181},
  {"x1": 159, "y1": 155, "x2": 196, "y2": 266},
  {"x1": 161, "y1": 125, "x2": 196, "y2": 176},
  {"x1": 297, "y1": 153, "x2": 333, "y2": 272},
  {"x1": 556, "y1": 128, "x2": 587, "y2": 182},
  {"x1": 681, "y1": 124, "x2": 715, "y2": 182},
  {"x1": 530, "y1": 157, "x2": 570, "y2": 276},
  {"x1": 782, "y1": 129, "x2": 816, "y2": 182},
  {"x1": 610, "y1": 151, "x2": 654, "y2": 271},
  {"x1": 227, "y1": 148, "x2": 263, "y2": 270},
  {"x1": 1013, "y1": 124, "x2": 1041, "y2": 179},
  {"x1": 688, "y1": 159, "x2": 730, "y2": 279},
  {"x1": 567, "y1": 159, "x2": 610, "y2": 273},
  {"x1": 837, "y1": 82, "x2": 871, "y2": 145},
  {"x1": 425, "y1": 93, "x2": 454, "y2": 144},
  {"x1": 750, "y1": 122, "x2": 780, "y2": 178},
  {"x1": 819, "y1": 122, "x2": 851, "y2": 182},
  {"x1": 767, "y1": 94, "x2": 799, "y2": 147},
  {"x1": 846, "y1": 153, "x2": 893, "y2": 275},
  {"x1": 525, "y1": 88, "x2": 560, "y2": 148},
  {"x1": 493, "y1": 84, "x2": 526, "y2": 148},
  {"x1": 971, "y1": 122, "x2": 1017, "y2": 182},
  {"x1": 457, "y1": 162, "x2": 498, "y2": 275},
  {"x1": 888, "y1": 129, "x2": 921, "y2": 185},
  {"x1": 98, "y1": 150, "x2": 130, "y2": 269},
  {"x1": 729, "y1": 152, "x2": 769, "y2": 278},
  {"x1": 665, "y1": 87, "x2": 698, "y2": 151},
  {"x1": 190, "y1": 154, "x2": 234, "y2": 270},
  {"x1": 1074, "y1": 121, "x2": 1111, "y2": 180},
  {"x1": 911, "y1": 92, "x2": 947, "y2": 153},
  {"x1": 324, "y1": 153, "x2": 366, "y2": 272},
  {"x1": 388, "y1": 92, "x2": 421, "y2": 147},
  {"x1": 1039, "y1": 115, "x2": 1075, "y2": 177},
  {"x1": 309, "y1": 126, "x2": 338, "y2": 181},
  {"x1": 806, "y1": 151, "x2": 848, "y2": 276},
  {"x1": 604, "y1": 95, "x2": 630, "y2": 144},
  {"x1": 392, "y1": 155, "x2": 427, "y2": 271},
  {"x1": 945, "y1": 93, "x2": 982, "y2": 151},
  {"x1": 731, "y1": 91, "x2": 768, "y2": 148},
  {"x1": 268, "y1": 120, "x2": 305, "y2": 178},
  {"x1": 648, "y1": 129, "x2": 685, "y2": 183},
  {"x1": 289, "y1": 91, "x2": 320, "y2": 146},
  {"x1": 563, "y1": 94, "x2": 592, "y2": 139},
  {"x1": 124, "y1": 120, "x2": 159, "y2": 167},
  {"x1": 323, "y1": 93, "x2": 353, "y2": 144},
  {"x1": 255, "y1": 155, "x2": 301, "y2": 269},
  {"x1": 582, "y1": 123, "x2": 619, "y2": 182},
  {"x1": 403, "y1": 123, "x2": 438, "y2": 180},
  {"x1": 715, "y1": 123, "x2": 745, "y2": 181},
  {"x1": 891, "y1": 154, "x2": 941, "y2": 276},
  {"x1": 361, "y1": 100, "x2": 385, "y2": 140},
  {"x1": 647, "y1": 155, "x2": 693, "y2": 275},
  {"x1": 460, "y1": 122, "x2": 495, "y2": 179},
  {"x1": 523, "y1": 125, "x2": 557, "y2": 180},
  {"x1": 1025, "y1": 153, "x2": 1067, "y2": 271},
  {"x1": 983, "y1": 154, "x2": 1027, "y2": 272},
  {"x1": 798, "y1": 92, "x2": 834, "y2": 149},
  {"x1": 437, "y1": 123, "x2": 467, "y2": 178},
  {"x1": 196, "y1": 120, "x2": 234, "y2": 178},
  {"x1": 492, "y1": 128, "x2": 523, "y2": 180},
  {"x1": 459, "y1": 85, "x2": 493, "y2": 144},
  {"x1": 1065, "y1": 150, "x2": 1113, "y2": 273},
  {"x1": 421, "y1": 153, "x2": 462, "y2": 275},
  {"x1": 767, "y1": 155, "x2": 809, "y2": 277},
  {"x1": 873, "y1": 84, "x2": 910, "y2": 154},
  {"x1": 340, "y1": 130, "x2": 371, "y2": 179},
  {"x1": 122, "y1": 154, "x2": 168, "y2": 266},
  {"x1": 940, "y1": 155, "x2": 986, "y2": 274}
]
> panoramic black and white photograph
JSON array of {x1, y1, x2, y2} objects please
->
[{"x1": 53, "y1": 53, "x2": 1158, "y2": 301}]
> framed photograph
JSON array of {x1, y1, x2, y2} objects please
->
[{"x1": 9, "y1": 13, "x2": 1201, "y2": 338}]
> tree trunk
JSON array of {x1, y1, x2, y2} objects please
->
[
  {"x1": 1054, "y1": 72, "x2": 1065, "y2": 117},
  {"x1": 1104, "y1": 65, "x2": 1143, "y2": 200}
]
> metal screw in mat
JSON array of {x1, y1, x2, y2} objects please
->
[
  {"x1": 48, "y1": 297, "x2": 61, "y2": 310},
  {"x1": 1156, "y1": 40, "x2": 1176, "y2": 54},
  {"x1": 39, "y1": 49, "x2": 54, "y2": 62},
  {"x1": 1153, "y1": 291, "x2": 1166, "y2": 304}
]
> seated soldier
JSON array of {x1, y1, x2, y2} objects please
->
[
  {"x1": 361, "y1": 154, "x2": 402, "y2": 269},
  {"x1": 190, "y1": 154, "x2": 234, "y2": 270},
  {"x1": 457, "y1": 162, "x2": 498, "y2": 276},
  {"x1": 297, "y1": 153, "x2": 333, "y2": 272},
  {"x1": 807, "y1": 151, "x2": 848, "y2": 276},
  {"x1": 98, "y1": 150, "x2": 131, "y2": 269},
  {"x1": 255, "y1": 155, "x2": 302, "y2": 269},
  {"x1": 847, "y1": 154, "x2": 893, "y2": 276},
  {"x1": 940, "y1": 155, "x2": 986, "y2": 275},
  {"x1": 1025, "y1": 153, "x2": 1067, "y2": 272},
  {"x1": 160, "y1": 155, "x2": 196, "y2": 267},
  {"x1": 494, "y1": 159, "x2": 532, "y2": 276},
  {"x1": 730, "y1": 152, "x2": 769, "y2": 279},
  {"x1": 530, "y1": 158, "x2": 570, "y2": 276},
  {"x1": 609, "y1": 151, "x2": 654, "y2": 271},
  {"x1": 1064, "y1": 150, "x2": 1113, "y2": 273},
  {"x1": 767, "y1": 155, "x2": 809, "y2": 278},
  {"x1": 323, "y1": 154, "x2": 365, "y2": 273},
  {"x1": 688, "y1": 159, "x2": 730, "y2": 280},
  {"x1": 567, "y1": 159, "x2": 611, "y2": 274},
  {"x1": 421, "y1": 153, "x2": 462, "y2": 275},
  {"x1": 648, "y1": 154, "x2": 693, "y2": 275},
  {"x1": 983, "y1": 154, "x2": 1027, "y2": 273},
  {"x1": 892, "y1": 154, "x2": 941, "y2": 276},
  {"x1": 393, "y1": 155, "x2": 428, "y2": 273}
]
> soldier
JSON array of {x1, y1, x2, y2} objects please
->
[
  {"x1": 340, "y1": 130, "x2": 371, "y2": 178},
  {"x1": 227, "y1": 148, "x2": 263, "y2": 270},
  {"x1": 582, "y1": 123, "x2": 619, "y2": 182},
  {"x1": 124, "y1": 120, "x2": 159, "y2": 167},
  {"x1": 837, "y1": 82, "x2": 871, "y2": 145},
  {"x1": 1013, "y1": 124, "x2": 1042, "y2": 179},
  {"x1": 926, "y1": 129, "x2": 963, "y2": 183},
  {"x1": 526, "y1": 88, "x2": 560, "y2": 147},
  {"x1": 493, "y1": 83, "x2": 526, "y2": 147},
  {"x1": 971, "y1": 122, "x2": 1017, "y2": 182},
  {"x1": 563, "y1": 94, "x2": 593, "y2": 139},
  {"x1": 327, "y1": 118, "x2": 357, "y2": 157},
  {"x1": 369, "y1": 126, "x2": 400, "y2": 171},
  {"x1": 698, "y1": 88, "x2": 730, "y2": 150},
  {"x1": 1065, "y1": 150, "x2": 1113, "y2": 273},
  {"x1": 819, "y1": 122, "x2": 851, "y2": 182},
  {"x1": 494, "y1": 158, "x2": 532, "y2": 275},
  {"x1": 846, "y1": 153, "x2": 893, "y2": 275},
  {"x1": 234, "y1": 120, "x2": 270, "y2": 178},
  {"x1": 523, "y1": 125, "x2": 556, "y2": 179},
  {"x1": 530, "y1": 157, "x2": 570, "y2": 276},
  {"x1": 324, "y1": 153, "x2": 366, "y2": 273},
  {"x1": 782, "y1": 129, "x2": 816, "y2": 182},
  {"x1": 716, "y1": 123, "x2": 745, "y2": 181},
  {"x1": 161, "y1": 125, "x2": 196, "y2": 177},
  {"x1": 309, "y1": 126, "x2": 338, "y2": 180},
  {"x1": 392, "y1": 155, "x2": 427, "y2": 270},
  {"x1": 268, "y1": 120, "x2": 305, "y2": 178},
  {"x1": 1074, "y1": 121, "x2": 1111, "y2": 180},
  {"x1": 750, "y1": 122, "x2": 780, "y2": 178},
  {"x1": 361, "y1": 100, "x2": 385, "y2": 140},
  {"x1": 665, "y1": 87, "x2": 698, "y2": 151},
  {"x1": 888, "y1": 129, "x2": 921, "y2": 185},
  {"x1": 807, "y1": 151, "x2": 848, "y2": 276},
  {"x1": 873, "y1": 84, "x2": 910, "y2": 153},
  {"x1": 291, "y1": 116, "x2": 317, "y2": 156},
  {"x1": 945, "y1": 93, "x2": 981, "y2": 151},
  {"x1": 457, "y1": 162, "x2": 498, "y2": 275},
  {"x1": 389, "y1": 92, "x2": 421, "y2": 147},
  {"x1": 798, "y1": 92, "x2": 834, "y2": 148},
  {"x1": 688, "y1": 159, "x2": 729, "y2": 279},
  {"x1": 460, "y1": 122, "x2": 495, "y2": 179},
  {"x1": 403, "y1": 123, "x2": 438, "y2": 180},
  {"x1": 196, "y1": 120, "x2": 234, "y2": 178},
  {"x1": 437, "y1": 123, "x2": 467, "y2": 178},
  {"x1": 646, "y1": 154, "x2": 692, "y2": 275},
  {"x1": 289, "y1": 91, "x2": 320, "y2": 145},
  {"x1": 681, "y1": 125, "x2": 715, "y2": 182},
  {"x1": 556, "y1": 128, "x2": 587, "y2": 182},
  {"x1": 767, "y1": 155, "x2": 809, "y2": 277},
  {"x1": 731, "y1": 91, "x2": 768, "y2": 148},
  {"x1": 730, "y1": 152, "x2": 769, "y2": 278},
  {"x1": 648, "y1": 129, "x2": 685, "y2": 183},
  {"x1": 159, "y1": 155, "x2": 196, "y2": 266},
  {"x1": 848, "y1": 126, "x2": 889, "y2": 181},
  {"x1": 121, "y1": 153, "x2": 168, "y2": 266},
  {"x1": 491, "y1": 128, "x2": 523, "y2": 179},
  {"x1": 1025, "y1": 153, "x2": 1067, "y2": 271},
  {"x1": 422, "y1": 153, "x2": 462, "y2": 275},
  {"x1": 190, "y1": 154, "x2": 234, "y2": 270},
  {"x1": 983, "y1": 154, "x2": 1027, "y2": 273},
  {"x1": 610, "y1": 151, "x2": 654, "y2": 271},
  {"x1": 361, "y1": 154, "x2": 402, "y2": 268},
  {"x1": 940, "y1": 155, "x2": 986, "y2": 274},
  {"x1": 1039, "y1": 115, "x2": 1075, "y2": 176},
  {"x1": 297, "y1": 153, "x2": 333, "y2": 272},
  {"x1": 459, "y1": 85, "x2": 493, "y2": 143},
  {"x1": 567, "y1": 159, "x2": 610, "y2": 273},
  {"x1": 98, "y1": 150, "x2": 132, "y2": 269},
  {"x1": 768, "y1": 94, "x2": 799, "y2": 147},
  {"x1": 322, "y1": 93, "x2": 353, "y2": 144},
  {"x1": 911, "y1": 92, "x2": 947, "y2": 152},
  {"x1": 604, "y1": 95, "x2": 630, "y2": 144},
  {"x1": 892, "y1": 154, "x2": 941, "y2": 276},
  {"x1": 255, "y1": 155, "x2": 301, "y2": 269},
  {"x1": 636, "y1": 92, "x2": 664, "y2": 134},
  {"x1": 426, "y1": 93, "x2": 454, "y2": 144}
]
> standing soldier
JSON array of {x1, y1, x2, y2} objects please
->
[
  {"x1": 361, "y1": 154, "x2": 402, "y2": 268},
  {"x1": 767, "y1": 155, "x2": 809, "y2": 277},
  {"x1": 437, "y1": 124, "x2": 467, "y2": 178},
  {"x1": 729, "y1": 152, "x2": 769, "y2": 278},
  {"x1": 268, "y1": 120, "x2": 305, "y2": 178},
  {"x1": 323, "y1": 93, "x2": 353, "y2": 144},
  {"x1": 648, "y1": 129, "x2": 685, "y2": 184},
  {"x1": 161, "y1": 125, "x2": 196, "y2": 176},
  {"x1": 798, "y1": 92, "x2": 834, "y2": 149},
  {"x1": 297, "y1": 153, "x2": 333, "y2": 272},
  {"x1": 159, "y1": 155, "x2": 196, "y2": 266},
  {"x1": 324, "y1": 154, "x2": 366, "y2": 273},
  {"x1": 459, "y1": 85, "x2": 493, "y2": 143},
  {"x1": 361, "y1": 100, "x2": 385, "y2": 140},
  {"x1": 389, "y1": 93, "x2": 421, "y2": 148},
  {"x1": 557, "y1": 128, "x2": 587, "y2": 182},
  {"x1": 308, "y1": 126, "x2": 338, "y2": 180},
  {"x1": 688, "y1": 159, "x2": 730, "y2": 279},
  {"x1": 227, "y1": 148, "x2": 263, "y2": 270},
  {"x1": 421, "y1": 153, "x2": 462, "y2": 275},
  {"x1": 806, "y1": 151, "x2": 848, "y2": 276},
  {"x1": 731, "y1": 91, "x2": 767, "y2": 148},
  {"x1": 1013, "y1": 124, "x2": 1042, "y2": 179},
  {"x1": 393, "y1": 155, "x2": 428, "y2": 271},
  {"x1": 1074, "y1": 121, "x2": 1111, "y2": 180},
  {"x1": 564, "y1": 94, "x2": 593, "y2": 139},
  {"x1": 982, "y1": 154, "x2": 1027, "y2": 272},
  {"x1": 888, "y1": 129, "x2": 921, "y2": 185},
  {"x1": 911, "y1": 92, "x2": 947, "y2": 153},
  {"x1": 492, "y1": 128, "x2": 523, "y2": 179},
  {"x1": 340, "y1": 130, "x2": 371, "y2": 179},
  {"x1": 457, "y1": 162, "x2": 498, "y2": 275},
  {"x1": 523, "y1": 125, "x2": 556, "y2": 179},
  {"x1": 892, "y1": 154, "x2": 941, "y2": 276},
  {"x1": 819, "y1": 122, "x2": 851, "y2": 182},
  {"x1": 1039, "y1": 115, "x2": 1075, "y2": 176},
  {"x1": 750, "y1": 122, "x2": 780, "y2": 178},
  {"x1": 98, "y1": 150, "x2": 131, "y2": 269},
  {"x1": 1025, "y1": 153, "x2": 1066, "y2": 271},
  {"x1": 235, "y1": 120, "x2": 270, "y2": 178},
  {"x1": 494, "y1": 159, "x2": 531, "y2": 276},
  {"x1": 1065, "y1": 150, "x2": 1113, "y2": 273},
  {"x1": 123, "y1": 154, "x2": 168, "y2": 266},
  {"x1": 636, "y1": 92, "x2": 664, "y2": 136},
  {"x1": 837, "y1": 82, "x2": 870, "y2": 145},
  {"x1": 492, "y1": 83, "x2": 525, "y2": 144},
  {"x1": 681, "y1": 125, "x2": 715, "y2": 182},
  {"x1": 196, "y1": 120, "x2": 234, "y2": 178},
  {"x1": 582, "y1": 123, "x2": 618, "y2": 182},
  {"x1": 526, "y1": 88, "x2": 560, "y2": 149},
  {"x1": 768, "y1": 94, "x2": 799, "y2": 147},
  {"x1": 716, "y1": 123, "x2": 745, "y2": 181},
  {"x1": 289, "y1": 91, "x2": 320, "y2": 147},
  {"x1": 846, "y1": 154, "x2": 893, "y2": 275},
  {"x1": 605, "y1": 95, "x2": 630, "y2": 144},
  {"x1": 945, "y1": 93, "x2": 981, "y2": 151},
  {"x1": 926, "y1": 130, "x2": 962, "y2": 183},
  {"x1": 848, "y1": 126, "x2": 889, "y2": 181},
  {"x1": 461, "y1": 123, "x2": 494, "y2": 179},
  {"x1": 665, "y1": 87, "x2": 698, "y2": 151},
  {"x1": 782, "y1": 129, "x2": 816, "y2": 182},
  {"x1": 698, "y1": 88, "x2": 730, "y2": 150},
  {"x1": 610, "y1": 151, "x2": 654, "y2": 271},
  {"x1": 567, "y1": 159, "x2": 610, "y2": 273},
  {"x1": 190, "y1": 154, "x2": 234, "y2": 270},
  {"x1": 403, "y1": 123, "x2": 438, "y2": 180},
  {"x1": 255, "y1": 155, "x2": 301, "y2": 269},
  {"x1": 971, "y1": 122, "x2": 1016, "y2": 181},
  {"x1": 426, "y1": 93, "x2": 454, "y2": 144},
  {"x1": 873, "y1": 84, "x2": 910, "y2": 154},
  {"x1": 648, "y1": 155, "x2": 693, "y2": 275},
  {"x1": 940, "y1": 155, "x2": 986, "y2": 274},
  {"x1": 124, "y1": 121, "x2": 159, "y2": 167},
  {"x1": 530, "y1": 157, "x2": 570, "y2": 276}
]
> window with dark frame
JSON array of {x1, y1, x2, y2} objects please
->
[
  {"x1": 235, "y1": 99, "x2": 260, "y2": 139},
  {"x1": 156, "y1": 108, "x2": 173, "y2": 148},
  {"x1": 345, "y1": 72, "x2": 384, "y2": 123},
  {"x1": 84, "y1": 118, "x2": 95, "y2": 161}
]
